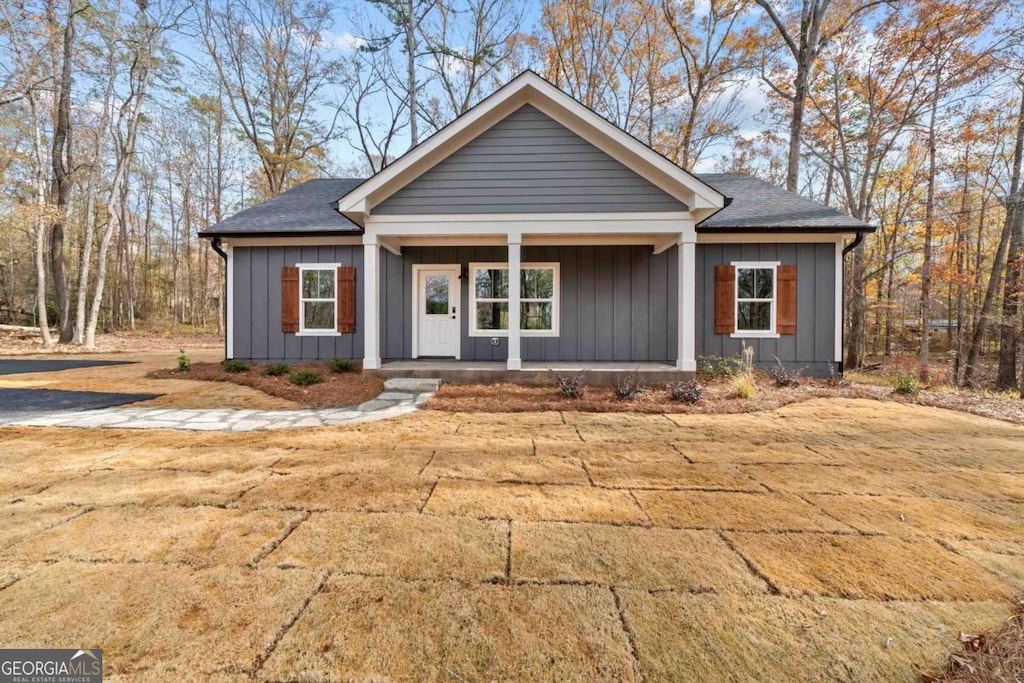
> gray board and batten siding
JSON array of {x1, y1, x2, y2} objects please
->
[
  {"x1": 373, "y1": 105, "x2": 688, "y2": 215},
  {"x1": 697, "y1": 242, "x2": 838, "y2": 375},
  {"x1": 380, "y1": 245, "x2": 679, "y2": 363},
  {"x1": 231, "y1": 245, "x2": 364, "y2": 363},
  {"x1": 229, "y1": 242, "x2": 839, "y2": 372}
]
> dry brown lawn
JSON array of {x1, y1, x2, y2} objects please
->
[{"x1": 0, "y1": 396, "x2": 1022, "y2": 681}]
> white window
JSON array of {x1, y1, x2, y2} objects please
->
[
  {"x1": 469, "y1": 262, "x2": 559, "y2": 337},
  {"x1": 298, "y1": 264, "x2": 338, "y2": 335},
  {"x1": 733, "y1": 261, "x2": 779, "y2": 338}
]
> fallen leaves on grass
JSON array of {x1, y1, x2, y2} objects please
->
[
  {"x1": 149, "y1": 361, "x2": 383, "y2": 408},
  {"x1": 925, "y1": 598, "x2": 1024, "y2": 683}
]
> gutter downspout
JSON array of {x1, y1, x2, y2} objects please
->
[
  {"x1": 842, "y1": 230, "x2": 865, "y2": 256},
  {"x1": 210, "y1": 237, "x2": 228, "y2": 359},
  {"x1": 838, "y1": 228, "x2": 870, "y2": 373}
]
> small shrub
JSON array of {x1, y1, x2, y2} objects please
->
[
  {"x1": 732, "y1": 371, "x2": 758, "y2": 399},
  {"x1": 554, "y1": 371, "x2": 586, "y2": 399},
  {"x1": 289, "y1": 370, "x2": 322, "y2": 386},
  {"x1": 892, "y1": 370, "x2": 920, "y2": 395},
  {"x1": 614, "y1": 373, "x2": 650, "y2": 400},
  {"x1": 769, "y1": 357, "x2": 801, "y2": 388},
  {"x1": 177, "y1": 349, "x2": 190, "y2": 372},
  {"x1": 697, "y1": 354, "x2": 743, "y2": 378},
  {"x1": 325, "y1": 358, "x2": 356, "y2": 373},
  {"x1": 667, "y1": 379, "x2": 704, "y2": 403},
  {"x1": 262, "y1": 362, "x2": 290, "y2": 377},
  {"x1": 824, "y1": 361, "x2": 850, "y2": 388},
  {"x1": 221, "y1": 359, "x2": 249, "y2": 373}
]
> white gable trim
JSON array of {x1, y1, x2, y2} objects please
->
[{"x1": 338, "y1": 71, "x2": 725, "y2": 226}]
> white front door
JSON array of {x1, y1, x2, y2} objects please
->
[{"x1": 416, "y1": 267, "x2": 460, "y2": 358}]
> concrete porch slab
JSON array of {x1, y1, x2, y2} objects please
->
[{"x1": 372, "y1": 361, "x2": 689, "y2": 385}]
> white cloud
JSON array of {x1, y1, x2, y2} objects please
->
[{"x1": 321, "y1": 30, "x2": 366, "y2": 52}]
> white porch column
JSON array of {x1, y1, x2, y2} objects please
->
[
  {"x1": 677, "y1": 231, "x2": 697, "y2": 372},
  {"x1": 507, "y1": 232, "x2": 522, "y2": 370},
  {"x1": 362, "y1": 234, "x2": 381, "y2": 370}
]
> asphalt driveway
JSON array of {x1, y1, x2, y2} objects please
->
[
  {"x1": 0, "y1": 388, "x2": 161, "y2": 423},
  {"x1": 0, "y1": 398, "x2": 1021, "y2": 681},
  {"x1": 0, "y1": 359, "x2": 134, "y2": 375}
]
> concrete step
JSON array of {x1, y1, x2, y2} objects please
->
[{"x1": 383, "y1": 377, "x2": 443, "y2": 392}]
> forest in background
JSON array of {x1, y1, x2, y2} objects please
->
[{"x1": 1, "y1": 0, "x2": 1023, "y2": 392}]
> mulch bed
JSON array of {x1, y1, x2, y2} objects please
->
[
  {"x1": 426, "y1": 377, "x2": 859, "y2": 415},
  {"x1": 149, "y1": 362, "x2": 384, "y2": 409},
  {"x1": 427, "y1": 375, "x2": 1024, "y2": 425}
]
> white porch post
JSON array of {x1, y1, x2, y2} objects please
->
[
  {"x1": 677, "y1": 231, "x2": 697, "y2": 372},
  {"x1": 362, "y1": 234, "x2": 381, "y2": 370},
  {"x1": 507, "y1": 232, "x2": 522, "y2": 370}
]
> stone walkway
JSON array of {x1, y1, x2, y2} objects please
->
[{"x1": 1, "y1": 378, "x2": 440, "y2": 431}]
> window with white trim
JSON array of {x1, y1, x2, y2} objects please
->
[
  {"x1": 299, "y1": 265, "x2": 337, "y2": 333},
  {"x1": 734, "y1": 262, "x2": 777, "y2": 336},
  {"x1": 470, "y1": 263, "x2": 559, "y2": 336}
]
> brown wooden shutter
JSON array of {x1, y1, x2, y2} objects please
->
[
  {"x1": 714, "y1": 264, "x2": 735, "y2": 335},
  {"x1": 337, "y1": 266, "x2": 356, "y2": 333},
  {"x1": 777, "y1": 264, "x2": 797, "y2": 335},
  {"x1": 281, "y1": 266, "x2": 299, "y2": 333}
]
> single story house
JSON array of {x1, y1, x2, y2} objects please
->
[{"x1": 199, "y1": 71, "x2": 872, "y2": 380}]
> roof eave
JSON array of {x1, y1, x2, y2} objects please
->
[
  {"x1": 695, "y1": 224, "x2": 875, "y2": 234},
  {"x1": 198, "y1": 229, "x2": 363, "y2": 239}
]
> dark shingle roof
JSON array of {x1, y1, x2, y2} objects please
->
[
  {"x1": 199, "y1": 173, "x2": 871, "y2": 237},
  {"x1": 198, "y1": 178, "x2": 364, "y2": 236},
  {"x1": 695, "y1": 173, "x2": 871, "y2": 232}
]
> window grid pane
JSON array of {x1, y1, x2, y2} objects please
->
[
  {"x1": 475, "y1": 268, "x2": 508, "y2": 299},
  {"x1": 475, "y1": 302, "x2": 508, "y2": 330},
  {"x1": 304, "y1": 300, "x2": 335, "y2": 330}
]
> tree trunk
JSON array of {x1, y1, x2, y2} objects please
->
[
  {"x1": 28, "y1": 92, "x2": 53, "y2": 347},
  {"x1": 85, "y1": 47, "x2": 151, "y2": 348},
  {"x1": 406, "y1": 0, "x2": 418, "y2": 147},
  {"x1": 997, "y1": 86, "x2": 1024, "y2": 391},
  {"x1": 786, "y1": 65, "x2": 808, "y2": 193},
  {"x1": 48, "y1": 0, "x2": 76, "y2": 343},
  {"x1": 920, "y1": 79, "x2": 940, "y2": 379},
  {"x1": 75, "y1": 26, "x2": 118, "y2": 344}
]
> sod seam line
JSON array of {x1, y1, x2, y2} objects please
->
[
  {"x1": 249, "y1": 511, "x2": 311, "y2": 568},
  {"x1": 250, "y1": 569, "x2": 331, "y2": 678},
  {"x1": 628, "y1": 490, "x2": 654, "y2": 528},
  {"x1": 792, "y1": 493, "x2": 865, "y2": 535},
  {"x1": 610, "y1": 586, "x2": 646, "y2": 683},
  {"x1": 505, "y1": 519, "x2": 513, "y2": 584},
  {"x1": 579, "y1": 459, "x2": 596, "y2": 486},
  {"x1": 418, "y1": 478, "x2": 440, "y2": 513},
  {"x1": 717, "y1": 530, "x2": 781, "y2": 595},
  {"x1": 416, "y1": 450, "x2": 437, "y2": 476}
]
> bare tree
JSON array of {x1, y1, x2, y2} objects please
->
[
  {"x1": 419, "y1": 0, "x2": 524, "y2": 129},
  {"x1": 85, "y1": 0, "x2": 179, "y2": 347},
  {"x1": 197, "y1": 0, "x2": 342, "y2": 197},
  {"x1": 753, "y1": 0, "x2": 892, "y2": 192},
  {"x1": 661, "y1": 0, "x2": 751, "y2": 168},
  {"x1": 337, "y1": 48, "x2": 410, "y2": 173}
]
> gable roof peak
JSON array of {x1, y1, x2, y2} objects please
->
[{"x1": 337, "y1": 70, "x2": 726, "y2": 224}]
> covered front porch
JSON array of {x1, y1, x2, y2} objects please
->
[
  {"x1": 369, "y1": 359, "x2": 686, "y2": 385},
  {"x1": 358, "y1": 215, "x2": 699, "y2": 376}
]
